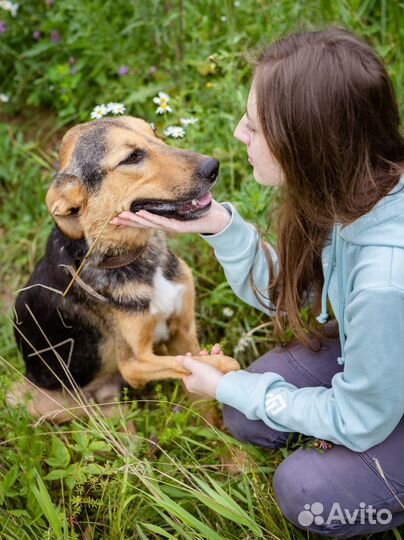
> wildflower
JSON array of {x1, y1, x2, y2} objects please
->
[
  {"x1": 313, "y1": 439, "x2": 334, "y2": 453},
  {"x1": 90, "y1": 102, "x2": 126, "y2": 120},
  {"x1": 51, "y1": 30, "x2": 60, "y2": 43},
  {"x1": 234, "y1": 0, "x2": 240, "y2": 6},
  {"x1": 172, "y1": 404, "x2": 182, "y2": 413},
  {"x1": 220, "y1": 15, "x2": 227, "y2": 22},
  {"x1": 46, "y1": 0, "x2": 54, "y2": 5},
  {"x1": 234, "y1": 335, "x2": 253, "y2": 355},
  {"x1": 90, "y1": 104, "x2": 109, "y2": 119},
  {"x1": 164, "y1": 126, "x2": 185, "y2": 139},
  {"x1": 0, "y1": 1, "x2": 18, "y2": 17},
  {"x1": 0, "y1": 20, "x2": 7, "y2": 33},
  {"x1": 106, "y1": 102, "x2": 126, "y2": 115},
  {"x1": 222, "y1": 307, "x2": 234, "y2": 318},
  {"x1": 33, "y1": 30, "x2": 41, "y2": 40},
  {"x1": 0, "y1": 93, "x2": 9, "y2": 103},
  {"x1": 180, "y1": 117, "x2": 198, "y2": 126},
  {"x1": 117, "y1": 65, "x2": 129, "y2": 76},
  {"x1": 153, "y1": 91, "x2": 172, "y2": 115}
]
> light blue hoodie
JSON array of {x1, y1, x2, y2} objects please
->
[{"x1": 201, "y1": 175, "x2": 404, "y2": 452}]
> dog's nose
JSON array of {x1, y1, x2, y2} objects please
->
[{"x1": 198, "y1": 158, "x2": 220, "y2": 183}]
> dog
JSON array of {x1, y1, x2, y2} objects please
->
[{"x1": 9, "y1": 116, "x2": 239, "y2": 423}]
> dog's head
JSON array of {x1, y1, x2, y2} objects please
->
[{"x1": 46, "y1": 116, "x2": 219, "y2": 243}]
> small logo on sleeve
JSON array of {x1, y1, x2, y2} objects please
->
[{"x1": 265, "y1": 391, "x2": 287, "y2": 415}]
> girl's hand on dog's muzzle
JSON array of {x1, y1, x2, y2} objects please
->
[
  {"x1": 176, "y1": 354, "x2": 224, "y2": 399},
  {"x1": 110, "y1": 199, "x2": 231, "y2": 235}
]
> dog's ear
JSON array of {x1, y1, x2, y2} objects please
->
[{"x1": 46, "y1": 175, "x2": 87, "y2": 239}]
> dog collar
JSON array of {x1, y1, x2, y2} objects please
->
[{"x1": 97, "y1": 244, "x2": 148, "y2": 270}]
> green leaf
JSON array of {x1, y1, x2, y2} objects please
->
[
  {"x1": 45, "y1": 436, "x2": 70, "y2": 469},
  {"x1": 191, "y1": 474, "x2": 264, "y2": 537},
  {"x1": 44, "y1": 469, "x2": 70, "y2": 481},
  {"x1": 65, "y1": 475, "x2": 77, "y2": 492},
  {"x1": 30, "y1": 470, "x2": 62, "y2": 537},
  {"x1": 3, "y1": 465, "x2": 19, "y2": 492},
  {"x1": 142, "y1": 481, "x2": 226, "y2": 540},
  {"x1": 85, "y1": 463, "x2": 104, "y2": 475},
  {"x1": 138, "y1": 522, "x2": 173, "y2": 538},
  {"x1": 89, "y1": 440, "x2": 111, "y2": 452}
]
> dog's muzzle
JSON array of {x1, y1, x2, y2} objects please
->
[{"x1": 129, "y1": 158, "x2": 219, "y2": 221}]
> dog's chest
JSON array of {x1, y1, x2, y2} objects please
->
[{"x1": 150, "y1": 267, "x2": 185, "y2": 342}]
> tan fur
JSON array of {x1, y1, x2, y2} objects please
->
[
  {"x1": 13, "y1": 116, "x2": 240, "y2": 423},
  {"x1": 8, "y1": 374, "x2": 127, "y2": 424}
]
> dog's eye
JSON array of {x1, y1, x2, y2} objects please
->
[{"x1": 119, "y1": 149, "x2": 146, "y2": 166}]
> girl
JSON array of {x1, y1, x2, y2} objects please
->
[{"x1": 111, "y1": 27, "x2": 404, "y2": 538}]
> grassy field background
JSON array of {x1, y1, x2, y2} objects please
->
[{"x1": 1, "y1": 1, "x2": 404, "y2": 538}]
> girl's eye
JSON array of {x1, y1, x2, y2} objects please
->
[{"x1": 246, "y1": 123, "x2": 255, "y2": 134}]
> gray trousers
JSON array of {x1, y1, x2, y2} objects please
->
[{"x1": 222, "y1": 337, "x2": 404, "y2": 538}]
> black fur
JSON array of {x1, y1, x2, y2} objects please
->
[
  {"x1": 14, "y1": 227, "x2": 181, "y2": 390},
  {"x1": 14, "y1": 233, "x2": 103, "y2": 389},
  {"x1": 72, "y1": 125, "x2": 107, "y2": 189}
]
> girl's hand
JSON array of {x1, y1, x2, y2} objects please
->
[
  {"x1": 176, "y1": 352, "x2": 224, "y2": 399},
  {"x1": 110, "y1": 199, "x2": 231, "y2": 235}
]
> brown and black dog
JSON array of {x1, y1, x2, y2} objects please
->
[{"x1": 10, "y1": 116, "x2": 239, "y2": 422}]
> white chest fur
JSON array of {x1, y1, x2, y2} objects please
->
[{"x1": 150, "y1": 267, "x2": 185, "y2": 342}]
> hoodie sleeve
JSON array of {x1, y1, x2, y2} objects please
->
[
  {"x1": 200, "y1": 202, "x2": 279, "y2": 315},
  {"x1": 216, "y1": 286, "x2": 404, "y2": 452}
]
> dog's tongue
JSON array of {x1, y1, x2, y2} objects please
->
[
  {"x1": 195, "y1": 191, "x2": 212, "y2": 206},
  {"x1": 174, "y1": 191, "x2": 213, "y2": 216}
]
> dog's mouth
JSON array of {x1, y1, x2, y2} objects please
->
[{"x1": 129, "y1": 191, "x2": 213, "y2": 221}]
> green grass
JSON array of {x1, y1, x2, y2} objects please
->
[{"x1": 1, "y1": 0, "x2": 404, "y2": 538}]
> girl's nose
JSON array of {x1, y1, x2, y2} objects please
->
[{"x1": 234, "y1": 116, "x2": 249, "y2": 145}]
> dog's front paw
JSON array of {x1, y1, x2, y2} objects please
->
[{"x1": 216, "y1": 355, "x2": 240, "y2": 373}]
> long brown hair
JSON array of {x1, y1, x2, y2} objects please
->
[{"x1": 251, "y1": 27, "x2": 404, "y2": 350}]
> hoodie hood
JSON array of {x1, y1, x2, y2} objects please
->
[
  {"x1": 339, "y1": 176, "x2": 404, "y2": 247},
  {"x1": 316, "y1": 174, "x2": 404, "y2": 365}
]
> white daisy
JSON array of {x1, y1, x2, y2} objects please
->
[
  {"x1": 106, "y1": 102, "x2": 126, "y2": 115},
  {"x1": 234, "y1": 335, "x2": 254, "y2": 355},
  {"x1": 156, "y1": 103, "x2": 172, "y2": 115},
  {"x1": 153, "y1": 91, "x2": 170, "y2": 104},
  {"x1": 0, "y1": 93, "x2": 9, "y2": 103},
  {"x1": 0, "y1": 0, "x2": 18, "y2": 16},
  {"x1": 180, "y1": 117, "x2": 198, "y2": 126},
  {"x1": 222, "y1": 307, "x2": 234, "y2": 318},
  {"x1": 153, "y1": 91, "x2": 172, "y2": 115},
  {"x1": 164, "y1": 126, "x2": 185, "y2": 139},
  {"x1": 220, "y1": 15, "x2": 227, "y2": 22},
  {"x1": 90, "y1": 104, "x2": 109, "y2": 119},
  {"x1": 10, "y1": 1, "x2": 18, "y2": 16}
]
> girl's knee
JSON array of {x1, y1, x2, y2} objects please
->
[
  {"x1": 272, "y1": 449, "x2": 354, "y2": 537},
  {"x1": 222, "y1": 404, "x2": 291, "y2": 449}
]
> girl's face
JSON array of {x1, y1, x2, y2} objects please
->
[{"x1": 234, "y1": 81, "x2": 284, "y2": 187}]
